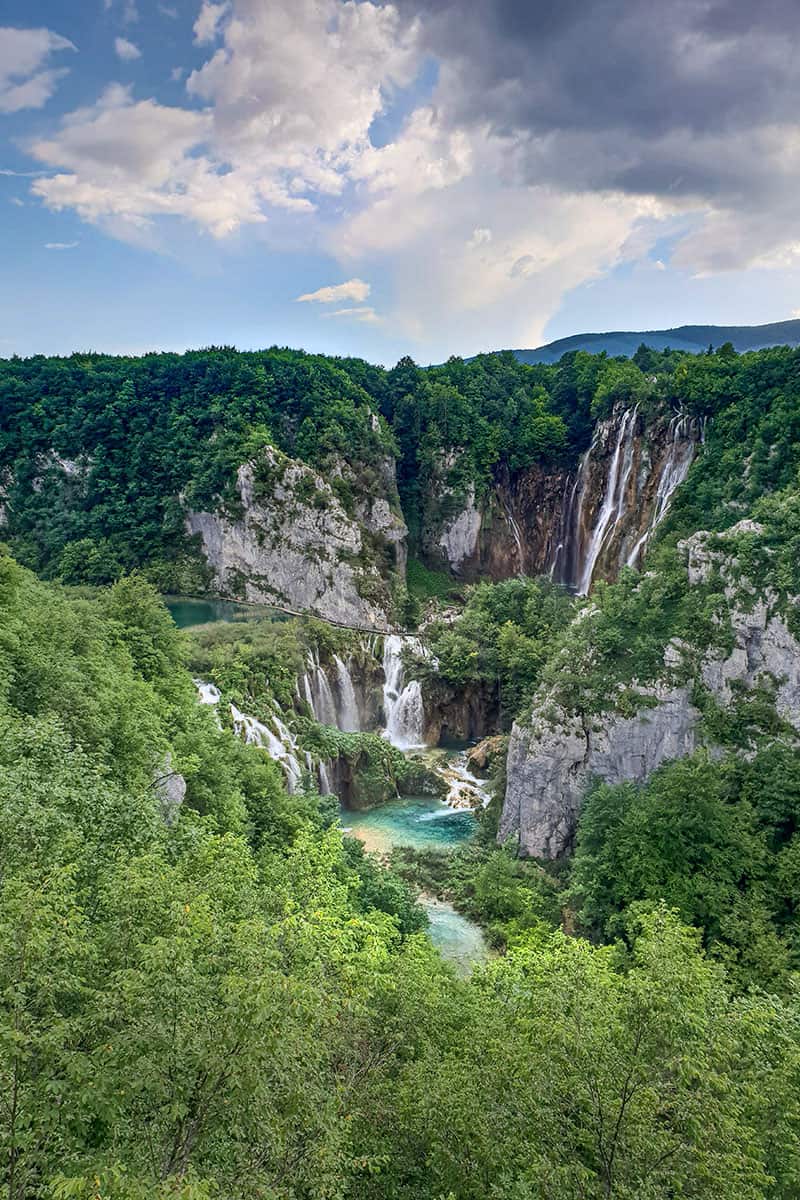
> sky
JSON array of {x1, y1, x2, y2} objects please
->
[{"x1": 3, "y1": 0, "x2": 800, "y2": 365}]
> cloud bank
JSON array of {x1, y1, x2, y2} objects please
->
[{"x1": 18, "y1": 1, "x2": 800, "y2": 350}]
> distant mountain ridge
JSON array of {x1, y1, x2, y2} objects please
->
[{"x1": 501, "y1": 319, "x2": 800, "y2": 365}]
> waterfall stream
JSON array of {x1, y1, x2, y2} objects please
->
[
  {"x1": 333, "y1": 654, "x2": 361, "y2": 731},
  {"x1": 626, "y1": 413, "x2": 696, "y2": 568},
  {"x1": 501, "y1": 496, "x2": 525, "y2": 573},
  {"x1": 577, "y1": 405, "x2": 638, "y2": 595},
  {"x1": 382, "y1": 634, "x2": 427, "y2": 749},
  {"x1": 196, "y1": 681, "x2": 304, "y2": 792}
]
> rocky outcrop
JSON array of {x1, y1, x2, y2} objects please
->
[
  {"x1": 186, "y1": 446, "x2": 406, "y2": 629},
  {"x1": 684, "y1": 520, "x2": 800, "y2": 729},
  {"x1": 500, "y1": 521, "x2": 800, "y2": 858},
  {"x1": 153, "y1": 754, "x2": 186, "y2": 826},
  {"x1": 502, "y1": 685, "x2": 700, "y2": 857},
  {"x1": 420, "y1": 467, "x2": 568, "y2": 580},
  {"x1": 422, "y1": 678, "x2": 501, "y2": 745},
  {"x1": 467, "y1": 734, "x2": 507, "y2": 775}
]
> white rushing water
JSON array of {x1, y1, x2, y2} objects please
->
[
  {"x1": 333, "y1": 654, "x2": 361, "y2": 731},
  {"x1": 195, "y1": 680, "x2": 304, "y2": 792},
  {"x1": 318, "y1": 759, "x2": 332, "y2": 794},
  {"x1": 301, "y1": 652, "x2": 338, "y2": 726},
  {"x1": 382, "y1": 634, "x2": 427, "y2": 750},
  {"x1": 625, "y1": 412, "x2": 697, "y2": 569},
  {"x1": 438, "y1": 750, "x2": 493, "y2": 810},
  {"x1": 230, "y1": 702, "x2": 303, "y2": 792},
  {"x1": 577, "y1": 405, "x2": 638, "y2": 595},
  {"x1": 196, "y1": 680, "x2": 221, "y2": 705},
  {"x1": 501, "y1": 496, "x2": 525, "y2": 574}
]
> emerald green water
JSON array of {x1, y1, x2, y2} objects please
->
[
  {"x1": 422, "y1": 896, "x2": 488, "y2": 976},
  {"x1": 342, "y1": 797, "x2": 489, "y2": 973},
  {"x1": 341, "y1": 796, "x2": 476, "y2": 854},
  {"x1": 165, "y1": 596, "x2": 287, "y2": 628}
]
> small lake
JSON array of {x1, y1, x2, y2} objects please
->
[
  {"x1": 165, "y1": 596, "x2": 288, "y2": 629},
  {"x1": 341, "y1": 796, "x2": 476, "y2": 854},
  {"x1": 422, "y1": 896, "x2": 488, "y2": 976},
  {"x1": 342, "y1": 796, "x2": 489, "y2": 974}
]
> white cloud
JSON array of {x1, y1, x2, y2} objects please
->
[
  {"x1": 193, "y1": 2, "x2": 228, "y2": 45},
  {"x1": 296, "y1": 278, "x2": 370, "y2": 304},
  {"x1": 30, "y1": 86, "x2": 265, "y2": 238},
  {"x1": 26, "y1": 0, "x2": 423, "y2": 239},
  {"x1": 114, "y1": 37, "x2": 141, "y2": 61},
  {"x1": 159, "y1": 4, "x2": 179, "y2": 16},
  {"x1": 337, "y1": 122, "x2": 655, "y2": 351},
  {"x1": 44, "y1": 240, "x2": 79, "y2": 249},
  {"x1": 0, "y1": 27, "x2": 75, "y2": 114},
  {"x1": 352, "y1": 105, "x2": 471, "y2": 196},
  {"x1": 186, "y1": 0, "x2": 421, "y2": 203},
  {"x1": 322, "y1": 305, "x2": 380, "y2": 323},
  {"x1": 106, "y1": 0, "x2": 139, "y2": 22},
  {"x1": 468, "y1": 227, "x2": 492, "y2": 249},
  {"x1": 9, "y1": 196, "x2": 24, "y2": 206},
  {"x1": 170, "y1": 66, "x2": 184, "y2": 82}
]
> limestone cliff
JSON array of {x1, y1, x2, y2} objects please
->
[
  {"x1": 186, "y1": 445, "x2": 406, "y2": 629},
  {"x1": 500, "y1": 520, "x2": 800, "y2": 857},
  {"x1": 419, "y1": 404, "x2": 702, "y2": 589}
]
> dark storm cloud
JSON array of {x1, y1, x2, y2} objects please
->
[
  {"x1": 403, "y1": 1, "x2": 800, "y2": 136},
  {"x1": 398, "y1": 0, "x2": 800, "y2": 196},
  {"x1": 391, "y1": 0, "x2": 800, "y2": 268}
]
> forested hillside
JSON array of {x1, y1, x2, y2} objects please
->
[
  {"x1": 4, "y1": 337, "x2": 800, "y2": 1195},
  {"x1": 1, "y1": 554, "x2": 799, "y2": 1198}
]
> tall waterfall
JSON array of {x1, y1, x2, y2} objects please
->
[
  {"x1": 625, "y1": 413, "x2": 696, "y2": 568},
  {"x1": 300, "y1": 650, "x2": 363, "y2": 731},
  {"x1": 333, "y1": 654, "x2": 361, "y2": 731},
  {"x1": 550, "y1": 404, "x2": 700, "y2": 594},
  {"x1": 382, "y1": 635, "x2": 426, "y2": 750},
  {"x1": 577, "y1": 405, "x2": 638, "y2": 595}
]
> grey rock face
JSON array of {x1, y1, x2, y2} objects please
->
[
  {"x1": 501, "y1": 521, "x2": 800, "y2": 858},
  {"x1": 153, "y1": 755, "x2": 186, "y2": 826},
  {"x1": 502, "y1": 685, "x2": 700, "y2": 857},
  {"x1": 186, "y1": 446, "x2": 404, "y2": 629},
  {"x1": 435, "y1": 485, "x2": 483, "y2": 572}
]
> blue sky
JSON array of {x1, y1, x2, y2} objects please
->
[{"x1": 2, "y1": 1, "x2": 800, "y2": 364}]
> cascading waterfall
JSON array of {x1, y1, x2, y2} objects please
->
[
  {"x1": 318, "y1": 760, "x2": 332, "y2": 794},
  {"x1": 195, "y1": 681, "x2": 303, "y2": 792},
  {"x1": 302, "y1": 652, "x2": 338, "y2": 726},
  {"x1": 333, "y1": 654, "x2": 361, "y2": 731},
  {"x1": 382, "y1": 634, "x2": 426, "y2": 750},
  {"x1": 196, "y1": 680, "x2": 221, "y2": 705},
  {"x1": 577, "y1": 405, "x2": 638, "y2": 595},
  {"x1": 230, "y1": 702, "x2": 304, "y2": 792},
  {"x1": 626, "y1": 412, "x2": 697, "y2": 568}
]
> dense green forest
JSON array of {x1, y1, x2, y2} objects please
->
[
  {"x1": 2, "y1": 554, "x2": 800, "y2": 1198},
  {"x1": 3, "y1": 339, "x2": 800, "y2": 1195}
]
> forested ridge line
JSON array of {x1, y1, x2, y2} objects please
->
[{"x1": 5, "y1": 339, "x2": 799, "y2": 592}]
